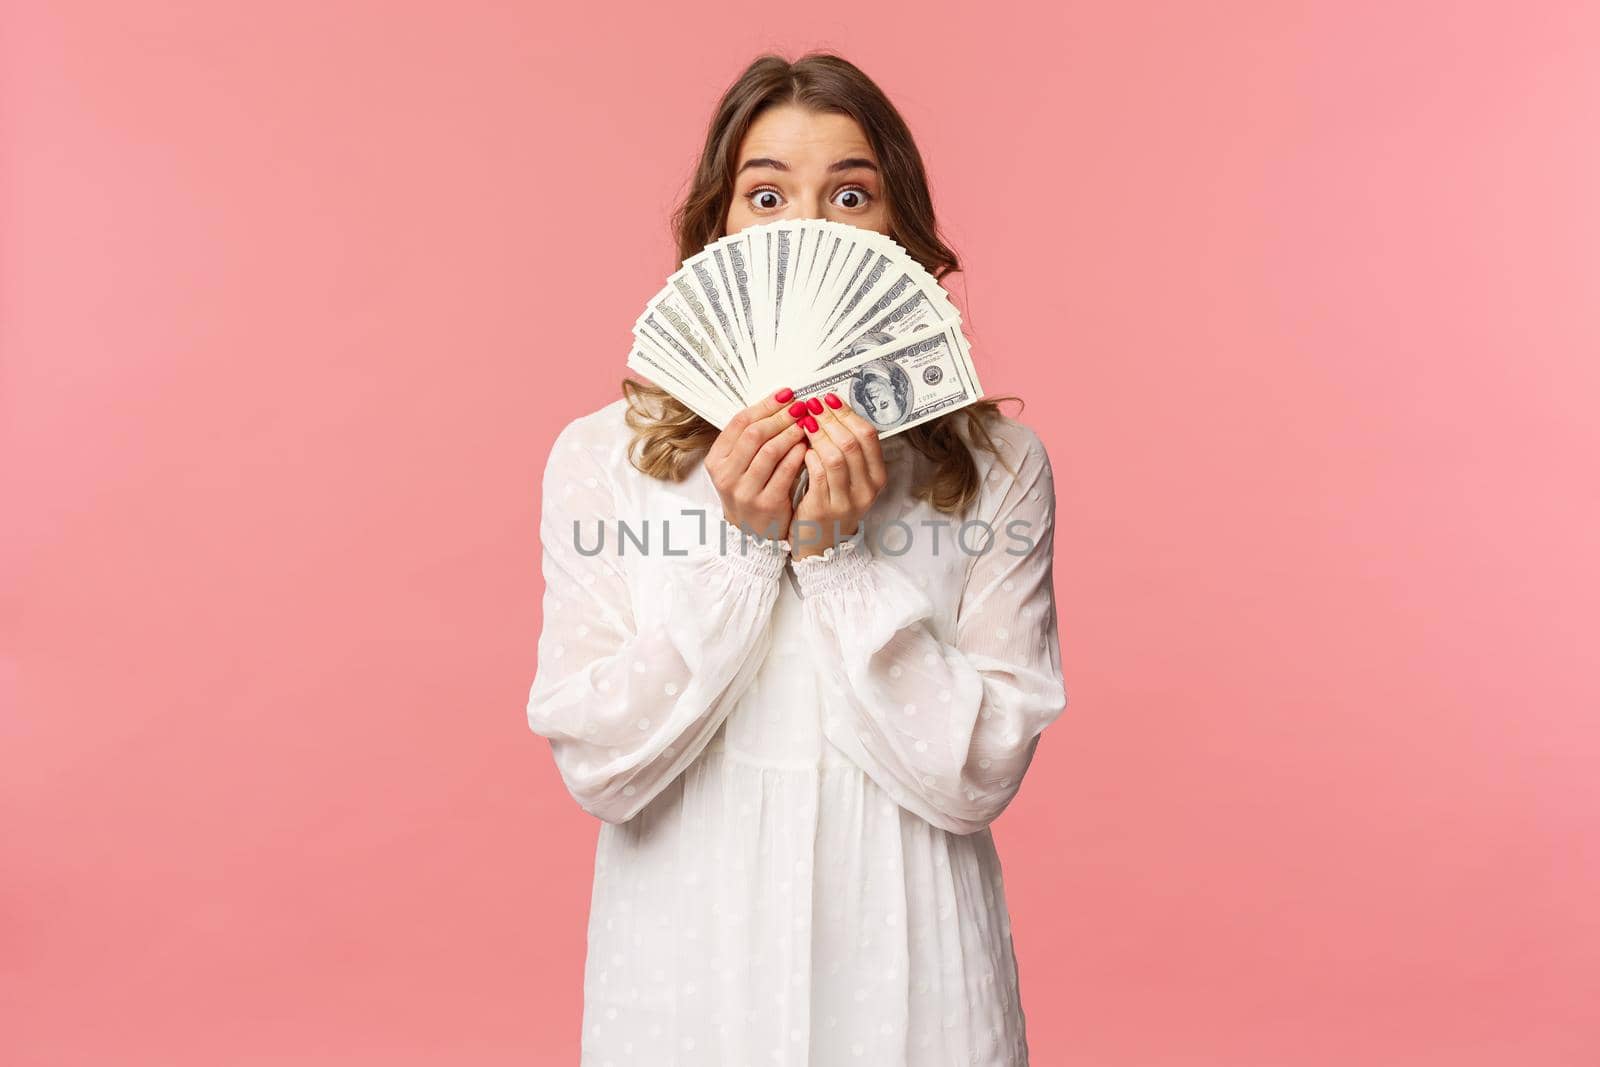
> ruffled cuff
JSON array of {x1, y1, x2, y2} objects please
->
[
  {"x1": 790, "y1": 534, "x2": 874, "y2": 596},
  {"x1": 701, "y1": 518, "x2": 790, "y2": 582}
]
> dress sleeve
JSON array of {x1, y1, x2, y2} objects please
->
[
  {"x1": 525, "y1": 418, "x2": 790, "y2": 824},
  {"x1": 791, "y1": 429, "x2": 1068, "y2": 835}
]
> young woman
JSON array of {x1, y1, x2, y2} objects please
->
[{"x1": 527, "y1": 52, "x2": 1068, "y2": 1066}]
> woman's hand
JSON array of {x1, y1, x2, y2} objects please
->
[
  {"x1": 789, "y1": 392, "x2": 889, "y2": 559},
  {"x1": 706, "y1": 388, "x2": 811, "y2": 543}
]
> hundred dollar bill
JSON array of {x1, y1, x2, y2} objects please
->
[
  {"x1": 819, "y1": 250, "x2": 892, "y2": 351},
  {"x1": 666, "y1": 271, "x2": 747, "y2": 393},
  {"x1": 772, "y1": 225, "x2": 792, "y2": 361},
  {"x1": 821, "y1": 287, "x2": 967, "y2": 369},
  {"x1": 683, "y1": 252, "x2": 751, "y2": 386},
  {"x1": 634, "y1": 308, "x2": 743, "y2": 411},
  {"x1": 783, "y1": 321, "x2": 982, "y2": 438},
  {"x1": 723, "y1": 233, "x2": 761, "y2": 366},
  {"x1": 625, "y1": 345, "x2": 730, "y2": 428}
]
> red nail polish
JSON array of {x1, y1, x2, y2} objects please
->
[
  {"x1": 774, "y1": 387, "x2": 794, "y2": 403},
  {"x1": 824, "y1": 392, "x2": 842, "y2": 408},
  {"x1": 789, "y1": 401, "x2": 809, "y2": 418},
  {"x1": 806, "y1": 397, "x2": 824, "y2": 414},
  {"x1": 801, "y1": 415, "x2": 819, "y2": 432}
]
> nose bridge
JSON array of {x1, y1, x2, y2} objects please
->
[
  {"x1": 792, "y1": 169, "x2": 826, "y2": 218},
  {"x1": 793, "y1": 187, "x2": 824, "y2": 218}
]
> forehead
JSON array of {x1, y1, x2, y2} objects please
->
[{"x1": 735, "y1": 106, "x2": 875, "y2": 165}]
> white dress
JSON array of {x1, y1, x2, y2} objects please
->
[{"x1": 526, "y1": 397, "x2": 1068, "y2": 1066}]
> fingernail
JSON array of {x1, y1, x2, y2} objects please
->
[
  {"x1": 806, "y1": 397, "x2": 824, "y2": 414},
  {"x1": 774, "y1": 387, "x2": 794, "y2": 403},
  {"x1": 801, "y1": 415, "x2": 819, "y2": 432},
  {"x1": 824, "y1": 392, "x2": 842, "y2": 408},
  {"x1": 788, "y1": 401, "x2": 809, "y2": 418}
]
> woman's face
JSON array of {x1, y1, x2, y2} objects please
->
[{"x1": 724, "y1": 105, "x2": 891, "y2": 238}]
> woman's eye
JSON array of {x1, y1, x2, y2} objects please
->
[
  {"x1": 749, "y1": 189, "x2": 783, "y2": 210},
  {"x1": 833, "y1": 187, "x2": 872, "y2": 209}
]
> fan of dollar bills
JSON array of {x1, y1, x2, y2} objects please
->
[{"x1": 627, "y1": 218, "x2": 983, "y2": 437}]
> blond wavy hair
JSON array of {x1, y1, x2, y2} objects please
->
[{"x1": 623, "y1": 51, "x2": 1021, "y2": 513}]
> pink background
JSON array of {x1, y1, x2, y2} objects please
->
[{"x1": 4, "y1": 2, "x2": 1597, "y2": 1064}]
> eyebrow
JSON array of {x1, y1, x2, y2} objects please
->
[{"x1": 735, "y1": 157, "x2": 879, "y2": 177}]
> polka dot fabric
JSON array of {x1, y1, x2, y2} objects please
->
[{"x1": 527, "y1": 399, "x2": 1069, "y2": 1065}]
